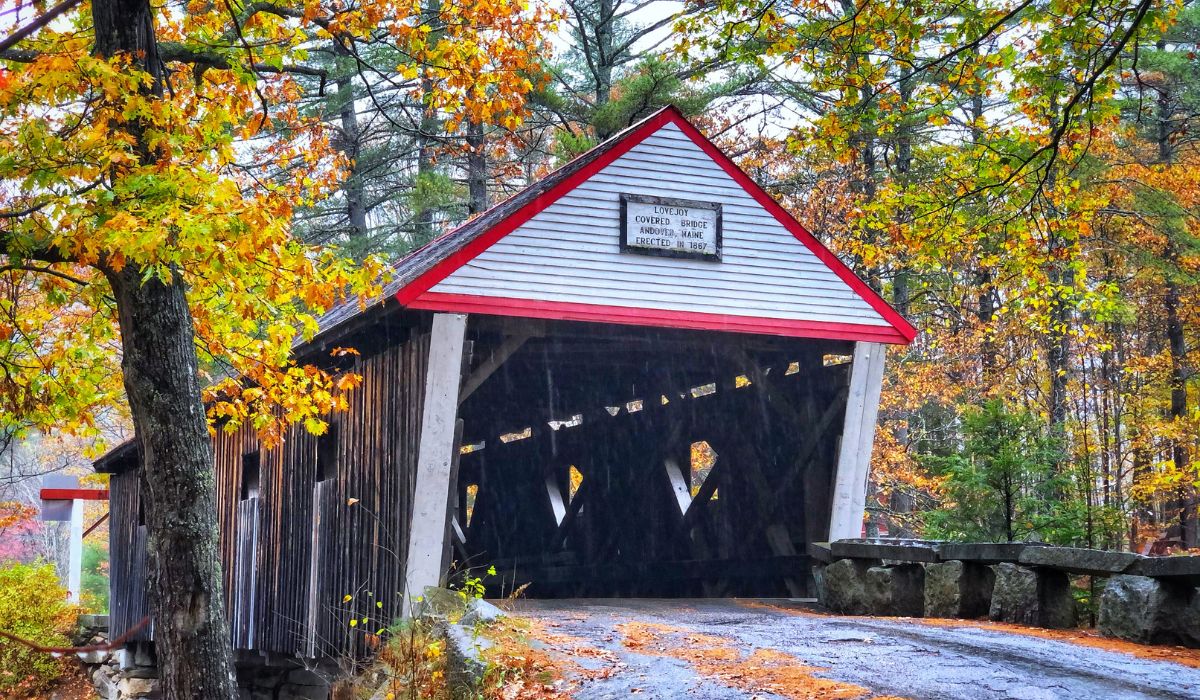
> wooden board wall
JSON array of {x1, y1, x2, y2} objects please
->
[
  {"x1": 109, "y1": 469, "x2": 151, "y2": 642},
  {"x1": 107, "y1": 328, "x2": 431, "y2": 659}
]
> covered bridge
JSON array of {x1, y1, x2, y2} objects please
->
[{"x1": 96, "y1": 106, "x2": 915, "y2": 662}]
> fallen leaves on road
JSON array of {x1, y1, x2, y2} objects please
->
[
  {"x1": 522, "y1": 619, "x2": 623, "y2": 684},
  {"x1": 478, "y1": 617, "x2": 578, "y2": 699},
  {"x1": 615, "y1": 621, "x2": 904, "y2": 700},
  {"x1": 915, "y1": 616, "x2": 1200, "y2": 669},
  {"x1": 748, "y1": 601, "x2": 1200, "y2": 670}
]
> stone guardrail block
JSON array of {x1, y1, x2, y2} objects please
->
[
  {"x1": 1018, "y1": 546, "x2": 1139, "y2": 575},
  {"x1": 936, "y1": 542, "x2": 1044, "y2": 563},
  {"x1": 1098, "y1": 575, "x2": 1196, "y2": 646},
  {"x1": 816, "y1": 558, "x2": 925, "y2": 617},
  {"x1": 808, "y1": 542, "x2": 834, "y2": 564},
  {"x1": 1128, "y1": 556, "x2": 1200, "y2": 584},
  {"x1": 830, "y1": 539, "x2": 941, "y2": 563},
  {"x1": 864, "y1": 563, "x2": 925, "y2": 617},
  {"x1": 989, "y1": 563, "x2": 1077, "y2": 629},
  {"x1": 924, "y1": 560, "x2": 994, "y2": 619},
  {"x1": 816, "y1": 559, "x2": 877, "y2": 615}
]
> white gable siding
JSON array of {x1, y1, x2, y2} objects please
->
[{"x1": 427, "y1": 122, "x2": 891, "y2": 328}]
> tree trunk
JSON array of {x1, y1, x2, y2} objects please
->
[
  {"x1": 415, "y1": 0, "x2": 443, "y2": 244},
  {"x1": 334, "y1": 59, "x2": 369, "y2": 251},
  {"x1": 890, "y1": 68, "x2": 914, "y2": 319},
  {"x1": 93, "y1": 0, "x2": 238, "y2": 696},
  {"x1": 466, "y1": 120, "x2": 488, "y2": 214},
  {"x1": 1044, "y1": 155, "x2": 1071, "y2": 478},
  {"x1": 1153, "y1": 49, "x2": 1195, "y2": 547},
  {"x1": 93, "y1": 0, "x2": 159, "y2": 71},
  {"x1": 1165, "y1": 274, "x2": 1195, "y2": 546},
  {"x1": 107, "y1": 267, "x2": 238, "y2": 700},
  {"x1": 969, "y1": 86, "x2": 998, "y2": 381},
  {"x1": 593, "y1": 0, "x2": 615, "y2": 108}
]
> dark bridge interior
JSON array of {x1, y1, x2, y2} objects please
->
[{"x1": 453, "y1": 316, "x2": 854, "y2": 598}]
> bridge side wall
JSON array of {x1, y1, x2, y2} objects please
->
[{"x1": 107, "y1": 318, "x2": 433, "y2": 660}]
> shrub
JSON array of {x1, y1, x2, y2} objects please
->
[
  {"x1": 923, "y1": 400, "x2": 1065, "y2": 543},
  {"x1": 0, "y1": 562, "x2": 81, "y2": 696},
  {"x1": 82, "y1": 542, "x2": 110, "y2": 613},
  {"x1": 922, "y1": 400, "x2": 1126, "y2": 547}
]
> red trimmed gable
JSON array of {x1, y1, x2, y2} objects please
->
[{"x1": 395, "y1": 107, "x2": 916, "y2": 345}]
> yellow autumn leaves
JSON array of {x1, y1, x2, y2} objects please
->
[{"x1": 0, "y1": 0, "x2": 552, "y2": 449}]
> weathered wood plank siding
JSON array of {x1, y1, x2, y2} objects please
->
[
  {"x1": 427, "y1": 122, "x2": 892, "y2": 329},
  {"x1": 234, "y1": 498, "x2": 259, "y2": 649},
  {"x1": 108, "y1": 469, "x2": 152, "y2": 641},
  {"x1": 107, "y1": 328, "x2": 430, "y2": 658}
]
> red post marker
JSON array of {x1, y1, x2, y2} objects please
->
[
  {"x1": 39, "y1": 482, "x2": 110, "y2": 602},
  {"x1": 39, "y1": 488, "x2": 109, "y2": 501}
]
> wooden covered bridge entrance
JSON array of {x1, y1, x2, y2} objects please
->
[
  {"x1": 97, "y1": 106, "x2": 914, "y2": 660},
  {"x1": 453, "y1": 317, "x2": 873, "y2": 599}
]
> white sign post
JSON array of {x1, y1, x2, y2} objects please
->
[
  {"x1": 620, "y1": 194, "x2": 722, "y2": 261},
  {"x1": 40, "y1": 475, "x2": 109, "y2": 603},
  {"x1": 67, "y1": 499, "x2": 84, "y2": 603}
]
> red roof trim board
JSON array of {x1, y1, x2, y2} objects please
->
[
  {"x1": 40, "y1": 488, "x2": 110, "y2": 501},
  {"x1": 392, "y1": 108, "x2": 677, "y2": 307},
  {"x1": 410, "y1": 292, "x2": 909, "y2": 343},
  {"x1": 394, "y1": 106, "x2": 916, "y2": 345},
  {"x1": 668, "y1": 115, "x2": 917, "y2": 343}
]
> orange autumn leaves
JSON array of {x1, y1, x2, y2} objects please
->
[
  {"x1": 0, "y1": 0, "x2": 552, "y2": 448},
  {"x1": 758, "y1": 600, "x2": 1200, "y2": 671},
  {"x1": 616, "y1": 621, "x2": 905, "y2": 700}
]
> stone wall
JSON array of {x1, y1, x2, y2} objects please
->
[
  {"x1": 77, "y1": 617, "x2": 337, "y2": 700},
  {"x1": 811, "y1": 539, "x2": 1200, "y2": 648},
  {"x1": 237, "y1": 665, "x2": 332, "y2": 700},
  {"x1": 80, "y1": 639, "x2": 160, "y2": 700}
]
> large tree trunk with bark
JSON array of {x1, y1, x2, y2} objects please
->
[
  {"x1": 969, "y1": 85, "x2": 998, "y2": 382},
  {"x1": 107, "y1": 267, "x2": 239, "y2": 699},
  {"x1": 415, "y1": 0, "x2": 443, "y2": 244},
  {"x1": 335, "y1": 67, "x2": 369, "y2": 248},
  {"x1": 1164, "y1": 275, "x2": 1195, "y2": 546},
  {"x1": 94, "y1": 0, "x2": 239, "y2": 695},
  {"x1": 593, "y1": 0, "x2": 615, "y2": 107},
  {"x1": 1044, "y1": 153, "x2": 1071, "y2": 479}
]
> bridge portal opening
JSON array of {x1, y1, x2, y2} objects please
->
[{"x1": 452, "y1": 316, "x2": 853, "y2": 598}]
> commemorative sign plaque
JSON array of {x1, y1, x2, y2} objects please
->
[{"x1": 619, "y1": 194, "x2": 722, "y2": 262}]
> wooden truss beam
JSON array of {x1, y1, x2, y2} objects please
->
[{"x1": 459, "y1": 332, "x2": 530, "y2": 405}]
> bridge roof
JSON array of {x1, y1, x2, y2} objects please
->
[{"x1": 316, "y1": 105, "x2": 915, "y2": 345}]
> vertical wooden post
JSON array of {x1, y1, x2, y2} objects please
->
[
  {"x1": 828, "y1": 341, "x2": 886, "y2": 541},
  {"x1": 304, "y1": 481, "x2": 330, "y2": 658},
  {"x1": 404, "y1": 313, "x2": 468, "y2": 610}
]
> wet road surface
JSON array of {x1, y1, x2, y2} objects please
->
[{"x1": 511, "y1": 598, "x2": 1200, "y2": 700}]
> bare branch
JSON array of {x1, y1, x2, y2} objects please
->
[
  {"x1": 0, "y1": 0, "x2": 84, "y2": 55},
  {"x1": 0, "y1": 264, "x2": 89, "y2": 285}
]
